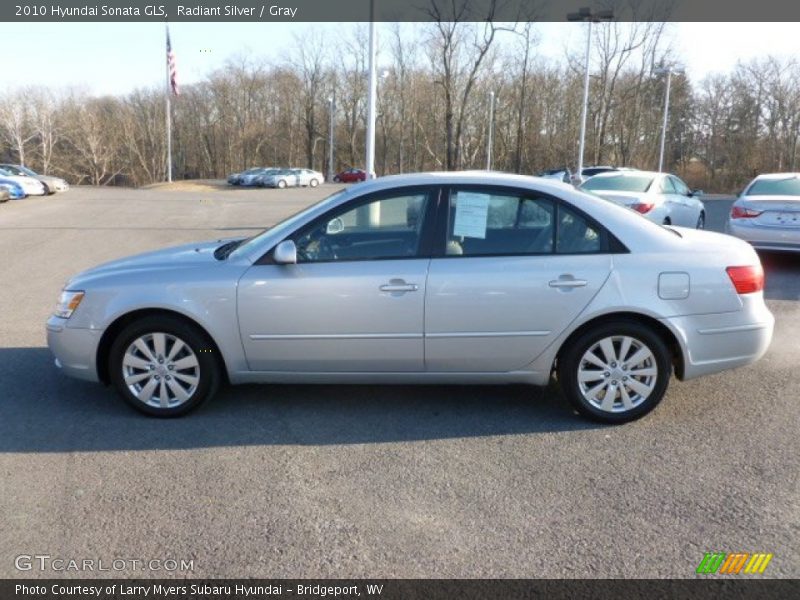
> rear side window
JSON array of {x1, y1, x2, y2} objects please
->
[
  {"x1": 446, "y1": 190, "x2": 555, "y2": 256},
  {"x1": 658, "y1": 177, "x2": 676, "y2": 194},
  {"x1": 556, "y1": 204, "x2": 602, "y2": 254}
]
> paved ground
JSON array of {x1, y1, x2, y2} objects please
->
[{"x1": 0, "y1": 185, "x2": 797, "y2": 578}]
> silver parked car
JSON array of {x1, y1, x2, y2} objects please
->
[
  {"x1": 727, "y1": 173, "x2": 800, "y2": 252},
  {"x1": 580, "y1": 170, "x2": 705, "y2": 228},
  {"x1": 261, "y1": 168, "x2": 324, "y2": 189},
  {"x1": 47, "y1": 172, "x2": 773, "y2": 423},
  {"x1": 0, "y1": 164, "x2": 69, "y2": 194}
]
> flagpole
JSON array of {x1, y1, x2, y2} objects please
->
[{"x1": 165, "y1": 23, "x2": 172, "y2": 183}]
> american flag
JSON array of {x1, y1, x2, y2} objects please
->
[{"x1": 166, "y1": 27, "x2": 179, "y2": 96}]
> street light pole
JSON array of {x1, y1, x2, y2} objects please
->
[
  {"x1": 567, "y1": 7, "x2": 614, "y2": 182},
  {"x1": 327, "y1": 95, "x2": 335, "y2": 182},
  {"x1": 486, "y1": 91, "x2": 496, "y2": 170},
  {"x1": 577, "y1": 19, "x2": 592, "y2": 181},
  {"x1": 365, "y1": 0, "x2": 377, "y2": 180},
  {"x1": 654, "y1": 66, "x2": 684, "y2": 172}
]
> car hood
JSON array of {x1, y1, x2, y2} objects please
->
[
  {"x1": 66, "y1": 239, "x2": 238, "y2": 287},
  {"x1": 35, "y1": 174, "x2": 65, "y2": 185}
]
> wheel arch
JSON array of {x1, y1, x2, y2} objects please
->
[
  {"x1": 96, "y1": 308, "x2": 229, "y2": 385},
  {"x1": 554, "y1": 311, "x2": 685, "y2": 380}
]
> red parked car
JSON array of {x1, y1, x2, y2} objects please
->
[{"x1": 333, "y1": 168, "x2": 367, "y2": 183}]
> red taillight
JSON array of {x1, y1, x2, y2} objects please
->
[
  {"x1": 631, "y1": 202, "x2": 655, "y2": 214},
  {"x1": 726, "y1": 265, "x2": 764, "y2": 294},
  {"x1": 730, "y1": 206, "x2": 763, "y2": 219}
]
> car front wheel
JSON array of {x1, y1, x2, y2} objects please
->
[
  {"x1": 309, "y1": 178, "x2": 319, "y2": 187},
  {"x1": 696, "y1": 212, "x2": 705, "y2": 229},
  {"x1": 557, "y1": 321, "x2": 671, "y2": 423},
  {"x1": 109, "y1": 316, "x2": 220, "y2": 417},
  {"x1": 277, "y1": 179, "x2": 287, "y2": 189}
]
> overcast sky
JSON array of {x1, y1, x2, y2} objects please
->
[{"x1": 1, "y1": 22, "x2": 798, "y2": 96}]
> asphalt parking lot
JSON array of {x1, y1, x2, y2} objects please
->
[{"x1": 0, "y1": 184, "x2": 797, "y2": 578}]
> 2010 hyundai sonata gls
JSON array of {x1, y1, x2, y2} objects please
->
[{"x1": 47, "y1": 172, "x2": 774, "y2": 423}]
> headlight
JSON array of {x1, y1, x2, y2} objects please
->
[{"x1": 54, "y1": 290, "x2": 85, "y2": 318}]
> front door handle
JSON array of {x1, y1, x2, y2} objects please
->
[
  {"x1": 380, "y1": 280, "x2": 419, "y2": 293},
  {"x1": 549, "y1": 278, "x2": 588, "y2": 289}
]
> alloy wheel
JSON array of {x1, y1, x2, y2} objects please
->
[
  {"x1": 121, "y1": 332, "x2": 200, "y2": 409},
  {"x1": 576, "y1": 335, "x2": 658, "y2": 413}
]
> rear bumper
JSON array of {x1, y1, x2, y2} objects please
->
[
  {"x1": 728, "y1": 219, "x2": 800, "y2": 251},
  {"x1": 46, "y1": 316, "x2": 102, "y2": 382},
  {"x1": 663, "y1": 298, "x2": 774, "y2": 380}
]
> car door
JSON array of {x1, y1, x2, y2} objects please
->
[
  {"x1": 424, "y1": 186, "x2": 614, "y2": 372},
  {"x1": 670, "y1": 175, "x2": 699, "y2": 226},
  {"x1": 237, "y1": 187, "x2": 438, "y2": 372}
]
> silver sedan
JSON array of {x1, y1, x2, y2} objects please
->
[
  {"x1": 727, "y1": 173, "x2": 800, "y2": 252},
  {"x1": 47, "y1": 172, "x2": 773, "y2": 423},
  {"x1": 580, "y1": 170, "x2": 706, "y2": 228}
]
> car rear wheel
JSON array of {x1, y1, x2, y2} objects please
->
[
  {"x1": 557, "y1": 321, "x2": 671, "y2": 423},
  {"x1": 109, "y1": 316, "x2": 220, "y2": 417},
  {"x1": 333, "y1": 176, "x2": 341, "y2": 183},
  {"x1": 309, "y1": 178, "x2": 319, "y2": 187}
]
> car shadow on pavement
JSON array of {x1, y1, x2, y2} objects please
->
[
  {"x1": 760, "y1": 251, "x2": 800, "y2": 301},
  {"x1": 0, "y1": 348, "x2": 598, "y2": 453}
]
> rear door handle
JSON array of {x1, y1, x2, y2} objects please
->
[
  {"x1": 380, "y1": 281, "x2": 419, "y2": 293},
  {"x1": 549, "y1": 279, "x2": 588, "y2": 288}
]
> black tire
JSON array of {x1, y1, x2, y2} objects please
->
[
  {"x1": 309, "y1": 178, "x2": 319, "y2": 187},
  {"x1": 557, "y1": 320, "x2": 672, "y2": 424},
  {"x1": 109, "y1": 315, "x2": 220, "y2": 417},
  {"x1": 696, "y1": 212, "x2": 705, "y2": 229},
  {"x1": 333, "y1": 176, "x2": 341, "y2": 183},
  {"x1": 277, "y1": 179, "x2": 287, "y2": 189},
  {"x1": 41, "y1": 183, "x2": 52, "y2": 195}
]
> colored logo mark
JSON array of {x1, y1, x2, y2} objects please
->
[{"x1": 696, "y1": 552, "x2": 773, "y2": 574}]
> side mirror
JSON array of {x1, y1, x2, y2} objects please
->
[
  {"x1": 691, "y1": 189, "x2": 704, "y2": 197},
  {"x1": 326, "y1": 217, "x2": 345, "y2": 235},
  {"x1": 273, "y1": 240, "x2": 297, "y2": 265}
]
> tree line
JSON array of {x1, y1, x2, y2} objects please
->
[{"x1": 2, "y1": 21, "x2": 800, "y2": 193}]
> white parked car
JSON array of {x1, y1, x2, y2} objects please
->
[
  {"x1": 0, "y1": 167, "x2": 47, "y2": 196},
  {"x1": 580, "y1": 170, "x2": 705, "y2": 228},
  {"x1": 727, "y1": 173, "x2": 800, "y2": 253},
  {"x1": 47, "y1": 172, "x2": 772, "y2": 423}
]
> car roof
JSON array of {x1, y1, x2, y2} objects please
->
[
  {"x1": 751, "y1": 172, "x2": 800, "y2": 180},
  {"x1": 346, "y1": 171, "x2": 583, "y2": 195}
]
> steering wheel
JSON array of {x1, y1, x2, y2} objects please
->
[{"x1": 317, "y1": 235, "x2": 338, "y2": 261}]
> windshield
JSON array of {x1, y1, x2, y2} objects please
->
[
  {"x1": 745, "y1": 176, "x2": 800, "y2": 196},
  {"x1": 229, "y1": 189, "x2": 348, "y2": 259},
  {"x1": 581, "y1": 175, "x2": 654, "y2": 193}
]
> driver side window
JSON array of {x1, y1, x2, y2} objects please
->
[{"x1": 293, "y1": 192, "x2": 430, "y2": 263}]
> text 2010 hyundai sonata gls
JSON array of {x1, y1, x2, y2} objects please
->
[{"x1": 47, "y1": 172, "x2": 774, "y2": 423}]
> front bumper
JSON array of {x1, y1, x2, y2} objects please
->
[
  {"x1": 46, "y1": 316, "x2": 103, "y2": 382},
  {"x1": 663, "y1": 296, "x2": 775, "y2": 380}
]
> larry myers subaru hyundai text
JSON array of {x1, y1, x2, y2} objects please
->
[{"x1": 47, "y1": 172, "x2": 774, "y2": 423}]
